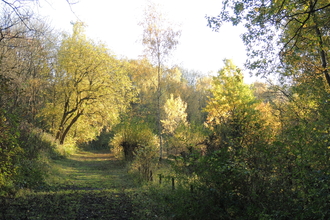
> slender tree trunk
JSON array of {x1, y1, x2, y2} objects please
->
[
  {"x1": 312, "y1": 6, "x2": 330, "y2": 87},
  {"x1": 315, "y1": 26, "x2": 330, "y2": 87},
  {"x1": 59, "y1": 110, "x2": 83, "y2": 144},
  {"x1": 139, "y1": 2, "x2": 181, "y2": 161},
  {"x1": 56, "y1": 99, "x2": 70, "y2": 140},
  {"x1": 157, "y1": 61, "x2": 163, "y2": 161},
  {"x1": 55, "y1": 130, "x2": 61, "y2": 140}
]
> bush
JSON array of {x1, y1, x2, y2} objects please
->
[
  {"x1": 131, "y1": 144, "x2": 158, "y2": 182},
  {"x1": 164, "y1": 131, "x2": 330, "y2": 219},
  {"x1": 110, "y1": 120, "x2": 158, "y2": 161},
  {"x1": 166, "y1": 123, "x2": 207, "y2": 156},
  {"x1": 14, "y1": 125, "x2": 56, "y2": 190},
  {"x1": 0, "y1": 120, "x2": 73, "y2": 195},
  {"x1": 0, "y1": 110, "x2": 22, "y2": 195},
  {"x1": 110, "y1": 119, "x2": 159, "y2": 181}
]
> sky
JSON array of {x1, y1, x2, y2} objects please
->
[{"x1": 34, "y1": 0, "x2": 256, "y2": 83}]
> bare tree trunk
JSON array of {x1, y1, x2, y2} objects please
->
[
  {"x1": 312, "y1": 7, "x2": 330, "y2": 87},
  {"x1": 59, "y1": 110, "x2": 83, "y2": 144},
  {"x1": 56, "y1": 99, "x2": 70, "y2": 140},
  {"x1": 157, "y1": 61, "x2": 163, "y2": 161}
]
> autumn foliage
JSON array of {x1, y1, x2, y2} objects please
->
[{"x1": 1, "y1": 1, "x2": 330, "y2": 219}]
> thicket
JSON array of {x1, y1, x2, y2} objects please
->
[
  {"x1": 109, "y1": 118, "x2": 159, "y2": 181},
  {"x1": 0, "y1": 120, "x2": 68, "y2": 196},
  {"x1": 1, "y1": 1, "x2": 330, "y2": 219},
  {"x1": 135, "y1": 62, "x2": 330, "y2": 219}
]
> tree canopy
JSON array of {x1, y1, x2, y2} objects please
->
[
  {"x1": 41, "y1": 23, "x2": 133, "y2": 144},
  {"x1": 1, "y1": 1, "x2": 330, "y2": 218},
  {"x1": 207, "y1": 0, "x2": 330, "y2": 87},
  {"x1": 139, "y1": 1, "x2": 181, "y2": 160}
]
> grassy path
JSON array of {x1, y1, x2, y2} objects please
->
[
  {"x1": 1, "y1": 150, "x2": 140, "y2": 220},
  {"x1": 49, "y1": 150, "x2": 136, "y2": 191}
]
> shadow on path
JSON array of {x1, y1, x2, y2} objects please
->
[
  {"x1": 49, "y1": 150, "x2": 137, "y2": 191},
  {"x1": 1, "y1": 150, "x2": 139, "y2": 220}
]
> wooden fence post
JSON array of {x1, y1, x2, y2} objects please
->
[{"x1": 158, "y1": 174, "x2": 162, "y2": 185}]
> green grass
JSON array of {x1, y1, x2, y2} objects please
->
[
  {"x1": 1, "y1": 149, "x2": 144, "y2": 219},
  {"x1": 46, "y1": 149, "x2": 136, "y2": 192},
  {"x1": 1, "y1": 149, "x2": 180, "y2": 219},
  {"x1": 2, "y1": 189, "x2": 133, "y2": 219}
]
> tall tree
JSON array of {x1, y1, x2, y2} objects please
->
[
  {"x1": 205, "y1": 59, "x2": 280, "y2": 153},
  {"x1": 139, "y1": 1, "x2": 181, "y2": 160},
  {"x1": 205, "y1": 59, "x2": 258, "y2": 148},
  {"x1": 42, "y1": 23, "x2": 133, "y2": 144},
  {"x1": 207, "y1": 0, "x2": 330, "y2": 87},
  {"x1": 161, "y1": 94, "x2": 187, "y2": 135},
  {"x1": 0, "y1": 22, "x2": 55, "y2": 124},
  {"x1": 128, "y1": 58, "x2": 158, "y2": 127}
]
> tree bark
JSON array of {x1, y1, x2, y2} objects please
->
[
  {"x1": 157, "y1": 57, "x2": 163, "y2": 161},
  {"x1": 312, "y1": 6, "x2": 330, "y2": 87},
  {"x1": 59, "y1": 110, "x2": 83, "y2": 144}
]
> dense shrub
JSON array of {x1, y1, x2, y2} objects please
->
[
  {"x1": 162, "y1": 129, "x2": 330, "y2": 219},
  {"x1": 110, "y1": 120, "x2": 158, "y2": 161},
  {"x1": 165, "y1": 123, "x2": 207, "y2": 156},
  {"x1": 0, "y1": 119, "x2": 68, "y2": 195},
  {"x1": 0, "y1": 110, "x2": 22, "y2": 195},
  {"x1": 110, "y1": 119, "x2": 159, "y2": 181}
]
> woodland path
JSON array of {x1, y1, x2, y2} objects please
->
[{"x1": 1, "y1": 150, "x2": 139, "y2": 220}]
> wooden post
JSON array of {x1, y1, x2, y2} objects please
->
[
  {"x1": 158, "y1": 174, "x2": 162, "y2": 185},
  {"x1": 172, "y1": 177, "x2": 175, "y2": 190}
]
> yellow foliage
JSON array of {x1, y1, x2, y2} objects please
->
[
  {"x1": 161, "y1": 94, "x2": 188, "y2": 134},
  {"x1": 40, "y1": 22, "x2": 134, "y2": 144}
]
